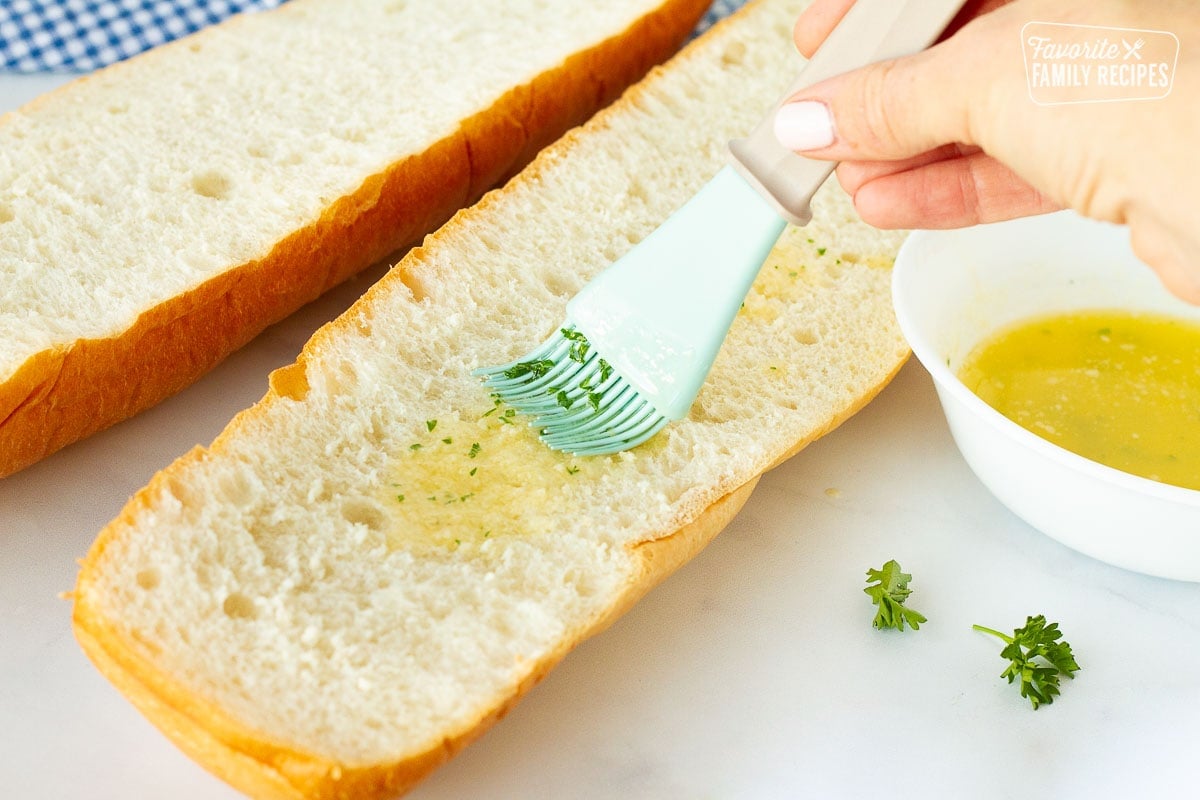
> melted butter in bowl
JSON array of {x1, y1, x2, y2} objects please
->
[
  {"x1": 892, "y1": 210, "x2": 1200, "y2": 581},
  {"x1": 958, "y1": 310, "x2": 1200, "y2": 491}
]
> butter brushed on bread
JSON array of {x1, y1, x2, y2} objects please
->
[
  {"x1": 0, "y1": 0, "x2": 710, "y2": 477},
  {"x1": 73, "y1": 0, "x2": 910, "y2": 797}
]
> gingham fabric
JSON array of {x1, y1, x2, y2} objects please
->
[
  {"x1": 0, "y1": 0, "x2": 747, "y2": 73},
  {"x1": 0, "y1": 0, "x2": 286, "y2": 72},
  {"x1": 694, "y1": 0, "x2": 746, "y2": 37}
]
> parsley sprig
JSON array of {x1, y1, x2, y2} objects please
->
[
  {"x1": 864, "y1": 559, "x2": 927, "y2": 631},
  {"x1": 973, "y1": 615, "x2": 1079, "y2": 709}
]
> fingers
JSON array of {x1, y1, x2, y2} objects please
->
[
  {"x1": 1127, "y1": 217, "x2": 1200, "y2": 305},
  {"x1": 793, "y1": 0, "x2": 1011, "y2": 58},
  {"x1": 792, "y1": 0, "x2": 855, "y2": 58},
  {"x1": 834, "y1": 143, "x2": 980, "y2": 196},
  {"x1": 774, "y1": 39, "x2": 982, "y2": 163},
  {"x1": 840, "y1": 151, "x2": 1061, "y2": 229}
]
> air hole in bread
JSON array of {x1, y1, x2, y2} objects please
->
[
  {"x1": 687, "y1": 401, "x2": 721, "y2": 424},
  {"x1": 792, "y1": 327, "x2": 818, "y2": 345},
  {"x1": 541, "y1": 271, "x2": 576, "y2": 298},
  {"x1": 333, "y1": 126, "x2": 367, "y2": 144},
  {"x1": 391, "y1": 268, "x2": 429, "y2": 302},
  {"x1": 135, "y1": 568, "x2": 161, "y2": 590},
  {"x1": 192, "y1": 170, "x2": 232, "y2": 200},
  {"x1": 721, "y1": 41, "x2": 746, "y2": 66},
  {"x1": 342, "y1": 499, "x2": 387, "y2": 533},
  {"x1": 166, "y1": 474, "x2": 195, "y2": 505},
  {"x1": 0, "y1": 204, "x2": 12, "y2": 224},
  {"x1": 217, "y1": 471, "x2": 253, "y2": 507},
  {"x1": 246, "y1": 143, "x2": 270, "y2": 159},
  {"x1": 222, "y1": 593, "x2": 257, "y2": 620},
  {"x1": 106, "y1": 102, "x2": 129, "y2": 115},
  {"x1": 269, "y1": 362, "x2": 310, "y2": 401},
  {"x1": 626, "y1": 177, "x2": 651, "y2": 204}
]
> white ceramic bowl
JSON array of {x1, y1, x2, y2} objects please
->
[{"x1": 892, "y1": 210, "x2": 1200, "y2": 581}]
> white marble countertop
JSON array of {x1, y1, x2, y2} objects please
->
[{"x1": 3, "y1": 73, "x2": 1199, "y2": 800}]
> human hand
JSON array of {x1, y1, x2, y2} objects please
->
[{"x1": 775, "y1": 0, "x2": 1200, "y2": 302}]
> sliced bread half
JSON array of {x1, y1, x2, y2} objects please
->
[
  {"x1": 73, "y1": 0, "x2": 910, "y2": 797},
  {"x1": 0, "y1": 0, "x2": 711, "y2": 477}
]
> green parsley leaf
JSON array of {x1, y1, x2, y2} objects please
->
[
  {"x1": 556, "y1": 390, "x2": 573, "y2": 409},
  {"x1": 817, "y1": 247, "x2": 827, "y2": 256},
  {"x1": 442, "y1": 437, "x2": 452, "y2": 444},
  {"x1": 426, "y1": 419, "x2": 437, "y2": 432},
  {"x1": 502, "y1": 359, "x2": 555, "y2": 380},
  {"x1": 396, "y1": 494, "x2": 405, "y2": 503},
  {"x1": 409, "y1": 443, "x2": 422, "y2": 452},
  {"x1": 561, "y1": 328, "x2": 590, "y2": 362},
  {"x1": 482, "y1": 396, "x2": 503, "y2": 417},
  {"x1": 468, "y1": 442, "x2": 481, "y2": 458},
  {"x1": 973, "y1": 615, "x2": 1080, "y2": 709},
  {"x1": 598, "y1": 359, "x2": 613, "y2": 384},
  {"x1": 863, "y1": 559, "x2": 927, "y2": 631},
  {"x1": 566, "y1": 465, "x2": 580, "y2": 475}
]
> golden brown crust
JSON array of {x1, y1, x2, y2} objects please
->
[
  {"x1": 74, "y1": 479, "x2": 760, "y2": 800},
  {"x1": 0, "y1": 0, "x2": 711, "y2": 478}
]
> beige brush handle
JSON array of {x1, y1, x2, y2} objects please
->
[{"x1": 729, "y1": 0, "x2": 966, "y2": 226}]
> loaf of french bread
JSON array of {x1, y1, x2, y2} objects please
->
[
  {"x1": 0, "y1": 0, "x2": 711, "y2": 477},
  {"x1": 73, "y1": 0, "x2": 910, "y2": 797}
]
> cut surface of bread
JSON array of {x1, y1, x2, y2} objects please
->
[
  {"x1": 73, "y1": 0, "x2": 910, "y2": 797},
  {"x1": 0, "y1": 0, "x2": 711, "y2": 477}
]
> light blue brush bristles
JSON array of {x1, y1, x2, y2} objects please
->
[
  {"x1": 475, "y1": 325, "x2": 670, "y2": 456},
  {"x1": 475, "y1": 0, "x2": 966, "y2": 456}
]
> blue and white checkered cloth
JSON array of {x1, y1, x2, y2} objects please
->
[
  {"x1": 0, "y1": 0, "x2": 285, "y2": 72},
  {"x1": 695, "y1": 0, "x2": 746, "y2": 38},
  {"x1": 1, "y1": 0, "x2": 747, "y2": 73}
]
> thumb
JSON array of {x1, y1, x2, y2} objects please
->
[{"x1": 773, "y1": 37, "x2": 987, "y2": 161}]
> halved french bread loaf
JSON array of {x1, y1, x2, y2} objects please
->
[
  {"x1": 0, "y1": 0, "x2": 712, "y2": 477},
  {"x1": 73, "y1": 0, "x2": 910, "y2": 797}
]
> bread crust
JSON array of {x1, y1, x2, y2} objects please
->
[
  {"x1": 0, "y1": 0, "x2": 711, "y2": 478},
  {"x1": 74, "y1": 477, "x2": 759, "y2": 800}
]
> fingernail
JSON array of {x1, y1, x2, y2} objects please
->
[{"x1": 774, "y1": 101, "x2": 835, "y2": 151}]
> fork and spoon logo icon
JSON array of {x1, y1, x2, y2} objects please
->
[{"x1": 1122, "y1": 37, "x2": 1145, "y2": 60}]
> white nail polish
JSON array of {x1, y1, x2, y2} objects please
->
[{"x1": 774, "y1": 101, "x2": 835, "y2": 151}]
